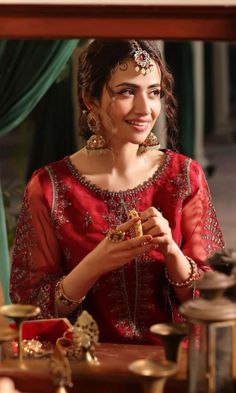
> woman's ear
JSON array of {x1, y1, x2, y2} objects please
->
[
  {"x1": 82, "y1": 92, "x2": 98, "y2": 112},
  {"x1": 82, "y1": 92, "x2": 92, "y2": 111}
]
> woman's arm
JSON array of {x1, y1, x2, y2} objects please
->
[
  {"x1": 10, "y1": 171, "x2": 64, "y2": 318},
  {"x1": 181, "y1": 160, "x2": 224, "y2": 265},
  {"x1": 141, "y1": 159, "x2": 224, "y2": 303}
]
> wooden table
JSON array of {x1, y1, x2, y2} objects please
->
[{"x1": 0, "y1": 343, "x2": 187, "y2": 393}]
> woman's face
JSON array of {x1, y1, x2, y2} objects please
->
[{"x1": 95, "y1": 59, "x2": 162, "y2": 147}]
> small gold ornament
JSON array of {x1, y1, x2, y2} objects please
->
[
  {"x1": 107, "y1": 229, "x2": 126, "y2": 243},
  {"x1": 128, "y1": 209, "x2": 143, "y2": 237},
  {"x1": 50, "y1": 340, "x2": 73, "y2": 393},
  {"x1": 73, "y1": 310, "x2": 99, "y2": 364}
]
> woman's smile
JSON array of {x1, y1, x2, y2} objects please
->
[{"x1": 125, "y1": 118, "x2": 151, "y2": 133}]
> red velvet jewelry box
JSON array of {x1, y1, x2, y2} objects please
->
[
  {"x1": 10, "y1": 318, "x2": 72, "y2": 343},
  {"x1": 22, "y1": 318, "x2": 72, "y2": 342},
  {"x1": 6, "y1": 318, "x2": 72, "y2": 358}
]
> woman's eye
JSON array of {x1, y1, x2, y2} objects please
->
[
  {"x1": 150, "y1": 89, "x2": 161, "y2": 97},
  {"x1": 117, "y1": 89, "x2": 134, "y2": 96}
]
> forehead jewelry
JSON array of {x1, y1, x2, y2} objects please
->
[{"x1": 131, "y1": 40, "x2": 153, "y2": 75}]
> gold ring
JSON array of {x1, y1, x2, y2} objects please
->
[{"x1": 107, "y1": 229, "x2": 125, "y2": 243}]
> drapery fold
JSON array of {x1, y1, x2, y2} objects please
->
[
  {"x1": 0, "y1": 184, "x2": 10, "y2": 304},
  {"x1": 0, "y1": 40, "x2": 78, "y2": 136},
  {"x1": 0, "y1": 39, "x2": 78, "y2": 303}
]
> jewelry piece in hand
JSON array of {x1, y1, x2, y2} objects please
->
[
  {"x1": 107, "y1": 229, "x2": 125, "y2": 243},
  {"x1": 128, "y1": 209, "x2": 143, "y2": 237}
]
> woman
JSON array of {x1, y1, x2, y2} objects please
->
[{"x1": 10, "y1": 40, "x2": 224, "y2": 344}]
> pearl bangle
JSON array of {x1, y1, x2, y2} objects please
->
[
  {"x1": 164, "y1": 256, "x2": 200, "y2": 288},
  {"x1": 55, "y1": 276, "x2": 85, "y2": 307}
]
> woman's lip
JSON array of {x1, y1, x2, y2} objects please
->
[
  {"x1": 125, "y1": 120, "x2": 151, "y2": 127},
  {"x1": 125, "y1": 120, "x2": 150, "y2": 132},
  {"x1": 126, "y1": 119, "x2": 151, "y2": 124}
]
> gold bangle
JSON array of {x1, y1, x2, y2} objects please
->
[
  {"x1": 164, "y1": 256, "x2": 201, "y2": 288},
  {"x1": 55, "y1": 276, "x2": 85, "y2": 307}
]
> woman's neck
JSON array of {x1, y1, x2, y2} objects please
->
[
  {"x1": 70, "y1": 144, "x2": 164, "y2": 192},
  {"x1": 108, "y1": 143, "x2": 140, "y2": 174}
]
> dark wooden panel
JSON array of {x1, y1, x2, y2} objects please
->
[{"x1": 0, "y1": 4, "x2": 236, "y2": 40}]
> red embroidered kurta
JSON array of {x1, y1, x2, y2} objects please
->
[{"x1": 10, "y1": 150, "x2": 224, "y2": 343}]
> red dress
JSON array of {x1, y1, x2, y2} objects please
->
[{"x1": 10, "y1": 150, "x2": 224, "y2": 343}]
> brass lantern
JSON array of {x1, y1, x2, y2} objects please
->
[
  {"x1": 208, "y1": 249, "x2": 236, "y2": 301},
  {"x1": 180, "y1": 271, "x2": 236, "y2": 393}
]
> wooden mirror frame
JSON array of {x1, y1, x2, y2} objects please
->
[{"x1": 1, "y1": 3, "x2": 236, "y2": 40}]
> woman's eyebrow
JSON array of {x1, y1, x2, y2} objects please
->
[{"x1": 114, "y1": 82, "x2": 161, "y2": 88}]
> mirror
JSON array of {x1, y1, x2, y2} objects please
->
[{"x1": 0, "y1": 2, "x2": 236, "y2": 252}]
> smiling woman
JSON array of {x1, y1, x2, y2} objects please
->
[{"x1": 9, "y1": 39, "x2": 224, "y2": 344}]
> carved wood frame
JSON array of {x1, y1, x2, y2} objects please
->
[{"x1": 0, "y1": 4, "x2": 236, "y2": 40}]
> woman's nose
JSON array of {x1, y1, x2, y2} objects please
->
[{"x1": 133, "y1": 93, "x2": 151, "y2": 115}]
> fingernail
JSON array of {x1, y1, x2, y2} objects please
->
[
  {"x1": 146, "y1": 236, "x2": 153, "y2": 243},
  {"x1": 134, "y1": 217, "x2": 141, "y2": 223}
]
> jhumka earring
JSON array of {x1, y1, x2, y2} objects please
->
[
  {"x1": 86, "y1": 111, "x2": 101, "y2": 134},
  {"x1": 85, "y1": 111, "x2": 109, "y2": 153},
  {"x1": 131, "y1": 40, "x2": 153, "y2": 75},
  {"x1": 138, "y1": 132, "x2": 161, "y2": 154}
]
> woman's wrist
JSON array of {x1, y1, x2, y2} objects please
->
[
  {"x1": 61, "y1": 255, "x2": 102, "y2": 303},
  {"x1": 55, "y1": 276, "x2": 85, "y2": 308},
  {"x1": 163, "y1": 240, "x2": 181, "y2": 261},
  {"x1": 82, "y1": 250, "x2": 106, "y2": 277},
  {"x1": 165, "y1": 256, "x2": 200, "y2": 288}
]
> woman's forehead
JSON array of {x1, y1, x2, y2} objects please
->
[{"x1": 109, "y1": 59, "x2": 161, "y2": 86}]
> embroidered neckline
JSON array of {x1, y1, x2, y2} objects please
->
[{"x1": 64, "y1": 150, "x2": 172, "y2": 197}]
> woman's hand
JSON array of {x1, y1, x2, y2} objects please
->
[
  {"x1": 140, "y1": 207, "x2": 178, "y2": 256},
  {"x1": 86, "y1": 217, "x2": 154, "y2": 275},
  {"x1": 59, "y1": 217, "x2": 154, "y2": 315},
  {"x1": 0, "y1": 378, "x2": 20, "y2": 393}
]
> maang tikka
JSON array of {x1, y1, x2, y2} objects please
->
[
  {"x1": 131, "y1": 40, "x2": 153, "y2": 75},
  {"x1": 85, "y1": 111, "x2": 109, "y2": 154}
]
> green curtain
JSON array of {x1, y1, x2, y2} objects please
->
[
  {"x1": 0, "y1": 40, "x2": 78, "y2": 136},
  {"x1": 0, "y1": 184, "x2": 10, "y2": 304},
  {"x1": 0, "y1": 39, "x2": 78, "y2": 304},
  {"x1": 165, "y1": 42, "x2": 195, "y2": 157},
  {"x1": 26, "y1": 61, "x2": 77, "y2": 180}
]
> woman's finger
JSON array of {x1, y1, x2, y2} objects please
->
[
  {"x1": 128, "y1": 242, "x2": 154, "y2": 257},
  {"x1": 116, "y1": 217, "x2": 141, "y2": 233},
  {"x1": 140, "y1": 207, "x2": 162, "y2": 222},
  {"x1": 119, "y1": 234, "x2": 153, "y2": 250},
  {"x1": 142, "y1": 216, "x2": 161, "y2": 232}
]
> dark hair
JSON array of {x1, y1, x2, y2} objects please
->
[{"x1": 77, "y1": 39, "x2": 178, "y2": 150}]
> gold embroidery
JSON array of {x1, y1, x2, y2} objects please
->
[{"x1": 46, "y1": 166, "x2": 71, "y2": 237}]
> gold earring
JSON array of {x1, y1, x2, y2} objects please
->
[
  {"x1": 86, "y1": 111, "x2": 101, "y2": 134},
  {"x1": 86, "y1": 134, "x2": 109, "y2": 152},
  {"x1": 138, "y1": 132, "x2": 160, "y2": 154},
  {"x1": 85, "y1": 111, "x2": 109, "y2": 154}
]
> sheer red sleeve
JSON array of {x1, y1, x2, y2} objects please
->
[
  {"x1": 10, "y1": 170, "x2": 63, "y2": 318},
  {"x1": 168, "y1": 160, "x2": 224, "y2": 323},
  {"x1": 181, "y1": 159, "x2": 224, "y2": 271}
]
